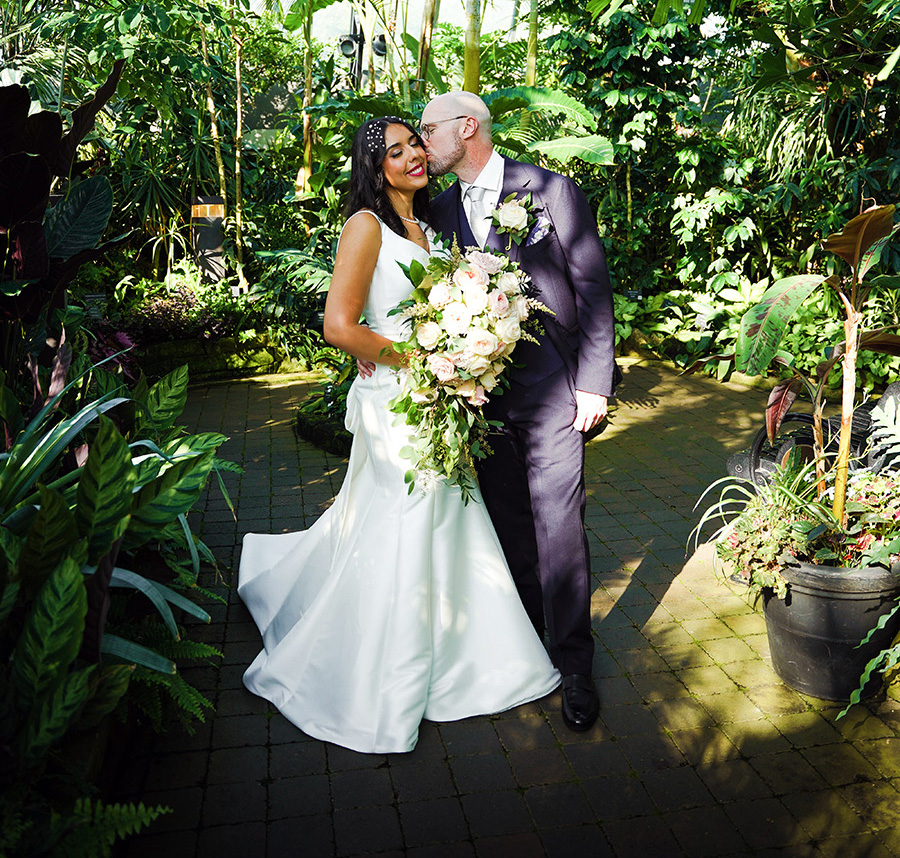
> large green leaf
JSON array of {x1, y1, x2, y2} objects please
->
[
  {"x1": 75, "y1": 415, "x2": 136, "y2": 562},
  {"x1": 11, "y1": 557, "x2": 87, "y2": 712},
  {"x1": 109, "y1": 567, "x2": 210, "y2": 623},
  {"x1": 0, "y1": 580, "x2": 20, "y2": 625},
  {"x1": 76, "y1": 663, "x2": 133, "y2": 731},
  {"x1": 124, "y1": 452, "x2": 215, "y2": 549},
  {"x1": 18, "y1": 485, "x2": 77, "y2": 593},
  {"x1": 19, "y1": 666, "x2": 95, "y2": 763},
  {"x1": 138, "y1": 365, "x2": 189, "y2": 434},
  {"x1": 44, "y1": 175, "x2": 113, "y2": 261},
  {"x1": 528, "y1": 135, "x2": 615, "y2": 165},
  {"x1": 0, "y1": 393, "x2": 130, "y2": 515},
  {"x1": 283, "y1": 0, "x2": 343, "y2": 30},
  {"x1": 484, "y1": 87, "x2": 594, "y2": 128},
  {"x1": 736, "y1": 275, "x2": 827, "y2": 375},
  {"x1": 101, "y1": 633, "x2": 176, "y2": 674}
]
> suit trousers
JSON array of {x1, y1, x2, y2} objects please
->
[{"x1": 476, "y1": 367, "x2": 594, "y2": 676}]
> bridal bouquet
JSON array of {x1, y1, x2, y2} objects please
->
[{"x1": 388, "y1": 240, "x2": 544, "y2": 501}]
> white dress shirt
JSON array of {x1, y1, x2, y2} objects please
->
[{"x1": 460, "y1": 149, "x2": 505, "y2": 248}]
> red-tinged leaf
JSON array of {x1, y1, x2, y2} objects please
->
[
  {"x1": 860, "y1": 329, "x2": 900, "y2": 356},
  {"x1": 47, "y1": 337, "x2": 71, "y2": 406},
  {"x1": 822, "y1": 205, "x2": 896, "y2": 272},
  {"x1": 679, "y1": 353, "x2": 734, "y2": 376},
  {"x1": 736, "y1": 275, "x2": 827, "y2": 375},
  {"x1": 766, "y1": 377, "x2": 802, "y2": 442},
  {"x1": 857, "y1": 222, "x2": 900, "y2": 281},
  {"x1": 816, "y1": 352, "x2": 841, "y2": 381}
]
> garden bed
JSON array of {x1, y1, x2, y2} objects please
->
[{"x1": 136, "y1": 335, "x2": 288, "y2": 382}]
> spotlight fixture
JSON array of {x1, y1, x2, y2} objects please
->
[
  {"x1": 372, "y1": 34, "x2": 387, "y2": 56},
  {"x1": 339, "y1": 33, "x2": 361, "y2": 57}
]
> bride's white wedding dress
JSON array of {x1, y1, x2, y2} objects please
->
[{"x1": 238, "y1": 211, "x2": 560, "y2": 754}]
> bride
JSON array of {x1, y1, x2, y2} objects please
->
[{"x1": 238, "y1": 116, "x2": 560, "y2": 754}]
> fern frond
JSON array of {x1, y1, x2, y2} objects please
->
[
  {"x1": 869, "y1": 396, "x2": 900, "y2": 473},
  {"x1": 50, "y1": 798, "x2": 169, "y2": 857}
]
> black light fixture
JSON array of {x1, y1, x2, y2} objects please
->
[
  {"x1": 339, "y1": 33, "x2": 361, "y2": 57},
  {"x1": 372, "y1": 34, "x2": 387, "y2": 56}
]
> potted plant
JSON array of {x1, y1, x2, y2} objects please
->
[{"x1": 693, "y1": 204, "x2": 900, "y2": 702}]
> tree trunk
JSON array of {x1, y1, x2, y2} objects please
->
[
  {"x1": 525, "y1": 0, "x2": 537, "y2": 86},
  {"x1": 416, "y1": 0, "x2": 438, "y2": 94},
  {"x1": 463, "y1": 0, "x2": 481, "y2": 94},
  {"x1": 234, "y1": 32, "x2": 247, "y2": 291},
  {"x1": 199, "y1": 19, "x2": 228, "y2": 208}
]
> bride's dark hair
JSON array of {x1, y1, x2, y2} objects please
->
[{"x1": 348, "y1": 116, "x2": 431, "y2": 238}]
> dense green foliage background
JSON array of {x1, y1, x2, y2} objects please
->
[{"x1": 3, "y1": 0, "x2": 900, "y2": 388}]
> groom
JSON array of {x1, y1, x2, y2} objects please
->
[{"x1": 420, "y1": 92, "x2": 616, "y2": 732}]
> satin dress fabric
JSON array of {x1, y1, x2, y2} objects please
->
[{"x1": 238, "y1": 212, "x2": 560, "y2": 754}]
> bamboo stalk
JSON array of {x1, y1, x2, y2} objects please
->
[{"x1": 463, "y1": 0, "x2": 481, "y2": 93}]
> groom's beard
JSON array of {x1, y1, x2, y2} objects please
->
[{"x1": 426, "y1": 133, "x2": 466, "y2": 177}]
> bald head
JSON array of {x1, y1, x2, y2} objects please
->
[
  {"x1": 425, "y1": 92, "x2": 492, "y2": 142},
  {"x1": 421, "y1": 91, "x2": 494, "y2": 182}
]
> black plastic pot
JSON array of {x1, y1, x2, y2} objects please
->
[{"x1": 763, "y1": 560, "x2": 900, "y2": 701}]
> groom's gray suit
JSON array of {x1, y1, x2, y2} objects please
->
[{"x1": 430, "y1": 156, "x2": 615, "y2": 677}]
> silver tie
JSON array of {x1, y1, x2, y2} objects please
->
[{"x1": 465, "y1": 185, "x2": 490, "y2": 247}]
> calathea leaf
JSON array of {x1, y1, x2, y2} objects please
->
[
  {"x1": 18, "y1": 485, "x2": 77, "y2": 595},
  {"x1": 74, "y1": 415, "x2": 136, "y2": 563},
  {"x1": 19, "y1": 665, "x2": 94, "y2": 764},
  {"x1": 43, "y1": 175, "x2": 113, "y2": 261},
  {"x1": 11, "y1": 557, "x2": 87, "y2": 712},
  {"x1": 75, "y1": 663, "x2": 133, "y2": 731},
  {"x1": 137, "y1": 365, "x2": 188, "y2": 435},
  {"x1": 123, "y1": 452, "x2": 214, "y2": 549},
  {"x1": 736, "y1": 275, "x2": 827, "y2": 375}
]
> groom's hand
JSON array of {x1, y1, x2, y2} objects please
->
[
  {"x1": 357, "y1": 358, "x2": 376, "y2": 378},
  {"x1": 573, "y1": 390, "x2": 607, "y2": 432}
]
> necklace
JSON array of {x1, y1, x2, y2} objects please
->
[{"x1": 397, "y1": 213, "x2": 419, "y2": 224}]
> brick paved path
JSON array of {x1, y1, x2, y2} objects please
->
[{"x1": 120, "y1": 360, "x2": 900, "y2": 858}]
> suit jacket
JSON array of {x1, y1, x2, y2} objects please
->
[{"x1": 430, "y1": 156, "x2": 616, "y2": 396}]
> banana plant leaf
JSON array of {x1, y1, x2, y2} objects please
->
[
  {"x1": 822, "y1": 205, "x2": 896, "y2": 274},
  {"x1": 736, "y1": 275, "x2": 827, "y2": 376}
]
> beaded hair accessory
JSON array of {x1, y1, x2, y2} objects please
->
[{"x1": 364, "y1": 116, "x2": 406, "y2": 154}]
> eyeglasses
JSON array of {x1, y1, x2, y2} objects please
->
[{"x1": 418, "y1": 115, "x2": 468, "y2": 141}]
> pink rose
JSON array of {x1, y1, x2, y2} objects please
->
[
  {"x1": 487, "y1": 290, "x2": 510, "y2": 317},
  {"x1": 465, "y1": 249, "x2": 506, "y2": 274},
  {"x1": 468, "y1": 385, "x2": 488, "y2": 407},
  {"x1": 453, "y1": 263, "x2": 490, "y2": 291},
  {"x1": 427, "y1": 354, "x2": 456, "y2": 382}
]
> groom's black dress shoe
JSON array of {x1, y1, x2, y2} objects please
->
[{"x1": 561, "y1": 674, "x2": 599, "y2": 732}]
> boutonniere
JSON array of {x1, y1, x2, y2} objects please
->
[{"x1": 491, "y1": 192, "x2": 538, "y2": 248}]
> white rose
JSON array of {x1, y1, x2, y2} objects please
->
[
  {"x1": 496, "y1": 200, "x2": 529, "y2": 232},
  {"x1": 465, "y1": 328, "x2": 499, "y2": 356},
  {"x1": 456, "y1": 378, "x2": 477, "y2": 398},
  {"x1": 416, "y1": 321, "x2": 442, "y2": 350},
  {"x1": 496, "y1": 272, "x2": 521, "y2": 294},
  {"x1": 428, "y1": 279, "x2": 453, "y2": 307},
  {"x1": 496, "y1": 317, "x2": 521, "y2": 342},
  {"x1": 465, "y1": 249, "x2": 506, "y2": 274},
  {"x1": 427, "y1": 354, "x2": 457, "y2": 382},
  {"x1": 513, "y1": 295, "x2": 529, "y2": 321},
  {"x1": 441, "y1": 302, "x2": 473, "y2": 336},
  {"x1": 467, "y1": 354, "x2": 491, "y2": 375},
  {"x1": 479, "y1": 370, "x2": 498, "y2": 391},
  {"x1": 487, "y1": 290, "x2": 510, "y2": 317},
  {"x1": 462, "y1": 283, "x2": 489, "y2": 315}
]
